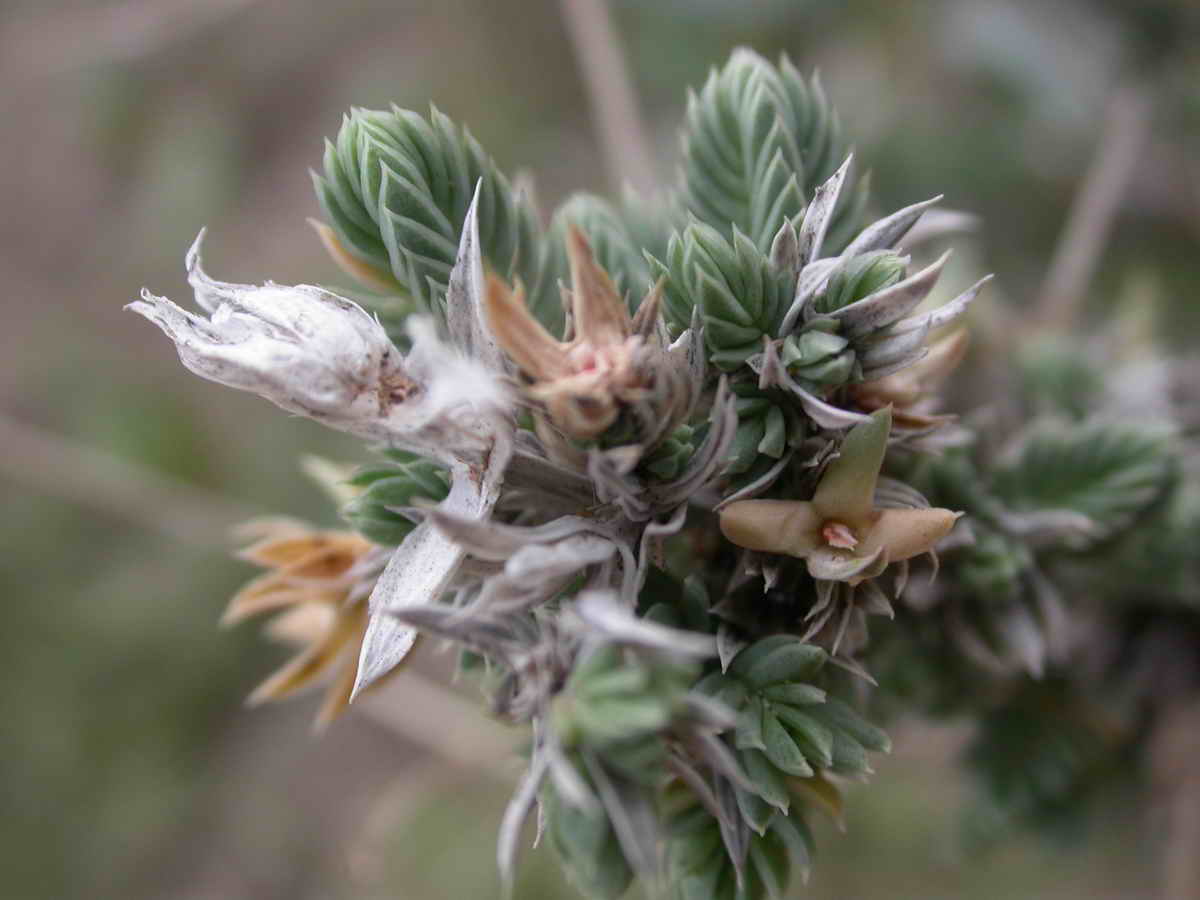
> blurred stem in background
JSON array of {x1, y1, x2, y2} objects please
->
[
  {"x1": 1035, "y1": 83, "x2": 1153, "y2": 331},
  {"x1": 557, "y1": 0, "x2": 655, "y2": 193},
  {"x1": 0, "y1": 412, "x2": 257, "y2": 542}
]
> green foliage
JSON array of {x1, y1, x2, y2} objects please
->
[
  {"x1": 151, "y1": 36, "x2": 1200, "y2": 900},
  {"x1": 779, "y1": 324, "x2": 858, "y2": 389},
  {"x1": 539, "y1": 193, "x2": 654, "y2": 309},
  {"x1": 641, "y1": 425, "x2": 699, "y2": 480},
  {"x1": 697, "y1": 635, "x2": 889, "y2": 786},
  {"x1": 554, "y1": 644, "x2": 697, "y2": 759},
  {"x1": 653, "y1": 221, "x2": 792, "y2": 367},
  {"x1": 1106, "y1": 486, "x2": 1200, "y2": 606},
  {"x1": 663, "y1": 782, "x2": 812, "y2": 900},
  {"x1": 342, "y1": 450, "x2": 450, "y2": 546},
  {"x1": 545, "y1": 780, "x2": 634, "y2": 900},
  {"x1": 962, "y1": 680, "x2": 1124, "y2": 849},
  {"x1": 679, "y1": 49, "x2": 866, "y2": 250},
  {"x1": 1016, "y1": 338, "x2": 1105, "y2": 421},
  {"x1": 314, "y1": 106, "x2": 548, "y2": 335},
  {"x1": 993, "y1": 420, "x2": 1175, "y2": 548},
  {"x1": 812, "y1": 251, "x2": 907, "y2": 315}
]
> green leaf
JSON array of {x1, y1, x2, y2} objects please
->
[
  {"x1": 813, "y1": 251, "x2": 906, "y2": 315},
  {"x1": 547, "y1": 781, "x2": 634, "y2": 900},
  {"x1": 735, "y1": 784, "x2": 774, "y2": 835},
  {"x1": 695, "y1": 672, "x2": 750, "y2": 711},
  {"x1": 342, "y1": 451, "x2": 449, "y2": 546},
  {"x1": 728, "y1": 414, "x2": 768, "y2": 474},
  {"x1": 992, "y1": 419, "x2": 1175, "y2": 548},
  {"x1": 654, "y1": 220, "x2": 793, "y2": 360},
  {"x1": 761, "y1": 683, "x2": 827, "y2": 706},
  {"x1": 740, "y1": 748, "x2": 791, "y2": 812},
  {"x1": 828, "y1": 731, "x2": 871, "y2": 775},
  {"x1": 806, "y1": 697, "x2": 891, "y2": 753},
  {"x1": 771, "y1": 703, "x2": 835, "y2": 770},
  {"x1": 731, "y1": 638, "x2": 828, "y2": 689},
  {"x1": 679, "y1": 49, "x2": 865, "y2": 250},
  {"x1": 736, "y1": 696, "x2": 767, "y2": 750},
  {"x1": 664, "y1": 787, "x2": 802, "y2": 900},
  {"x1": 314, "y1": 105, "x2": 548, "y2": 337},
  {"x1": 761, "y1": 707, "x2": 814, "y2": 776}
]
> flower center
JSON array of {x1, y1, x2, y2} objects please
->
[{"x1": 821, "y1": 521, "x2": 858, "y2": 550}]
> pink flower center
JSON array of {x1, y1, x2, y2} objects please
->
[{"x1": 821, "y1": 521, "x2": 858, "y2": 550}]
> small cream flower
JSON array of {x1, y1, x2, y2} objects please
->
[
  {"x1": 720, "y1": 408, "x2": 961, "y2": 583},
  {"x1": 223, "y1": 519, "x2": 387, "y2": 730},
  {"x1": 484, "y1": 225, "x2": 660, "y2": 440}
]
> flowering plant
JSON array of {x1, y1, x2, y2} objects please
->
[{"x1": 131, "y1": 48, "x2": 1196, "y2": 899}]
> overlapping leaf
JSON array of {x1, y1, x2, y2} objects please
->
[
  {"x1": 679, "y1": 49, "x2": 866, "y2": 251},
  {"x1": 314, "y1": 106, "x2": 549, "y2": 336}
]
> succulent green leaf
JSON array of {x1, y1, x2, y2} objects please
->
[
  {"x1": 812, "y1": 250, "x2": 907, "y2": 316},
  {"x1": 314, "y1": 105, "x2": 547, "y2": 338},
  {"x1": 771, "y1": 704, "x2": 834, "y2": 770},
  {"x1": 546, "y1": 781, "x2": 634, "y2": 900},
  {"x1": 992, "y1": 419, "x2": 1174, "y2": 548},
  {"x1": 807, "y1": 698, "x2": 892, "y2": 753},
  {"x1": 656, "y1": 221, "x2": 792, "y2": 362},
  {"x1": 679, "y1": 49, "x2": 865, "y2": 250},
  {"x1": 342, "y1": 451, "x2": 450, "y2": 546},
  {"x1": 740, "y1": 748, "x2": 791, "y2": 812},
  {"x1": 760, "y1": 707, "x2": 814, "y2": 776},
  {"x1": 731, "y1": 636, "x2": 828, "y2": 688}
]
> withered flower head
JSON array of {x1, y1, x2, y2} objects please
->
[
  {"x1": 223, "y1": 519, "x2": 387, "y2": 730},
  {"x1": 484, "y1": 225, "x2": 663, "y2": 441},
  {"x1": 851, "y1": 330, "x2": 969, "y2": 430},
  {"x1": 720, "y1": 408, "x2": 961, "y2": 583}
]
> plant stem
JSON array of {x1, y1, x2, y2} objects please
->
[
  {"x1": 1035, "y1": 83, "x2": 1153, "y2": 331},
  {"x1": 0, "y1": 411, "x2": 258, "y2": 542},
  {"x1": 359, "y1": 672, "x2": 513, "y2": 775},
  {"x1": 558, "y1": 0, "x2": 656, "y2": 194}
]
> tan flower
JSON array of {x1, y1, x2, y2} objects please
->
[
  {"x1": 851, "y1": 330, "x2": 969, "y2": 430},
  {"x1": 720, "y1": 408, "x2": 961, "y2": 583},
  {"x1": 484, "y1": 225, "x2": 661, "y2": 440},
  {"x1": 223, "y1": 519, "x2": 387, "y2": 730}
]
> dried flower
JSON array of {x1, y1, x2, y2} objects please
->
[
  {"x1": 129, "y1": 230, "x2": 510, "y2": 466},
  {"x1": 851, "y1": 330, "x2": 969, "y2": 429},
  {"x1": 484, "y1": 225, "x2": 664, "y2": 441},
  {"x1": 720, "y1": 408, "x2": 961, "y2": 582},
  {"x1": 223, "y1": 519, "x2": 387, "y2": 730}
]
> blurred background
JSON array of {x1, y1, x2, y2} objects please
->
[{"x1": 1, "y1": 1, "x2": 1196, "y2": 897}]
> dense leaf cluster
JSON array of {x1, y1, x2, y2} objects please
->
[{"x1": 218, "y1": 45, "x2": 1198, "y2": 900}]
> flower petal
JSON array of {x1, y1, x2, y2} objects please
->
[
  {"x1": 222, "y1": 579, "x2": 340, "y2": 626},
  {"x1": 804, "y1": 545, "x2": 883, "y2": 582},
  {"x1": 860, "y1": 507, "x2": 961, "y2": 563},
  {"x1": 247, "y1": 602, "x2": 366, "y2": 705},
  {"x1": 719, "y1": 499, "x2": 823, "y2": 557},
  {"x1": 565, "y1": 225, "x2": 631, "y2": 346},
  {"x1": 483, "y1": 273, "x2": 569, "y2": 380},
  {"x1": 813, "y1": 407, "x2": 891, "y2": 526}
]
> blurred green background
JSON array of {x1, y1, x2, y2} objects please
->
[{"x1": 1, "y1": 1, "x2": 1195, "y2": 897}]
